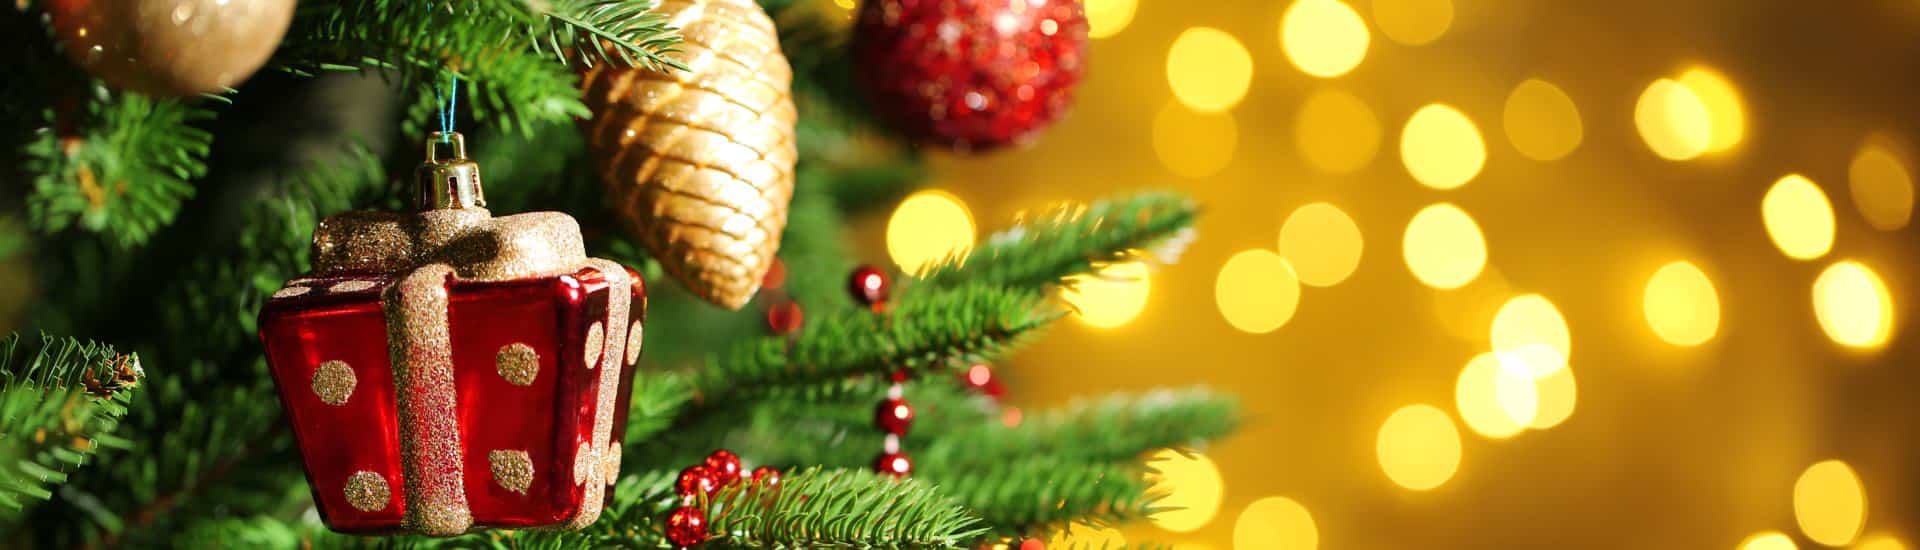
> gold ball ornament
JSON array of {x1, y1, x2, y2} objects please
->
[
  {"x1": 581, "y1": 0, "x2": 797, "y2": 310},
  {"x1": 48, "y1": 0, "x2": 296, "y2": 97}
]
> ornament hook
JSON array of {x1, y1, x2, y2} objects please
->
[{"x1": 415, "y1": 131, "x2": 486, "y2": 210}]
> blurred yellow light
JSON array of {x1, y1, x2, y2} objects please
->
[
  {"x1": 1502, "y1": 79, "x2": 1584, "y2": 161},
  {"x1": 1741, "y1": 532, "x2": 1800, "y2": 550},
  {"x1": 1795, "y1": 460, "x2": 1867, "y2": 546},
  {"x1": 1376, "y1": 404, "x2": 1462, "y2": 491},
  {"x1": 1813, "y1": 261, "x2": 1895, "y2": 349},
  {"x1": 1678, "y1": 67, "x2": 1746, "y2": 153},
  {"x1": 831, "y1": 0, "x2": 855, "y2": 9},
  {"x1": 1849, "y1": 143, "x2": 1914, "y2": 231},
  {"x1": 1642, "y1": 260, "x2": 1721, "y2": 346},
  {"x1": 1372, "y1": 0, "x2": 1452, "y2": 45},
  {"x1": 886, "y1": 190, "x2": 976, "y2": 275},
  {"x1": 1401, "y1": 104, "x2": 1487, "y2": 189},
  {"x1": 1855, "y1": 534, "x2": 1908, "y2": 550},
  {"x1": 1455, "y1": 352, "x2": 1538, "y2": 439},
  {"x1": 1234, "y1": 496, "x2": 1318, "y2": 550},
  {"x1": 1281, "y1": 0, "x2": 1370, "y2": 78},
  {"x1": 1154, "y1": 101, "x2": 1239, "y2": 178},
  {"x1": 1278, "y1": 202, "x2": 1364, "y2": 287},
  {"x1": 1432, "y1": 266, "x2": 1511, "y2": 343},
  {"x1": 1634, "y1": 79, "x2": 1713, "y2": 161},
  {"x1": 1084, "y1": 0, "x2": 1138, "y2": 39},
  {"x1": 1215, "y1": 249, "x2": 1302, "y2": 334},
  {"x1": 1146, "y1": 449, "x2": 1224, "y2": 532},
  {"x1": 1168, "y1": 28, "x2": 1254, "y2": 113},
  {"x1": 1528, "y1": 365, "x2": 1576, "y2": 429},
  {"x1": 1061, "y1": 260, "x2": 1150, "y2": 329},
  {"x1": 1401, "y1": 203, "x2": 1486, "y2": 289},
  {"x1": 1762, "y1": 174, "x2": 1837, "y2": 261},
  {"x1": 1490, "y1": 294, "x2": 1571, "y2": 378},
  {"x1": 1050, "y1": 522, "x2": 1127, "y2": 547},
  {"x1": 1294, "y1": 88, "x2": 1381, "y2": 173}
]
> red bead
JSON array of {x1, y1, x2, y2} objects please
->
[
  {"x1": 874, "y1": 452, "x2": 913, "y2": 477},
  {"x1": 676, "y1": 465, "x2": 718, "y2": 497},
  {"x1": 704, "y1": 449, "x2": 743, "y2": 486},
  {"x1": 853, "y1": 0, "x2": 1088, "y2": 151},
  {"x1": 848, "y1": 265, "x2": 890, "y2": 306},
  {"x1": 665, "y1": 505, "x2": 709, "y2": 547},
  {"x1": 765, "y1": 300, "x2": 804, "y2": 335},
  {"x1": 751, "y1": 466, "x2": 782, "y2": 488},
  {"x1": 962, "y1": 363, "x2": 1005, "y2": 398},
  {"x1": 1020, "y1": 539, "x2": 1046, "y2": 550},
  {"x1": 762, "y1": 258, "x2": 787, "y2": 290},
  {"x1": 875, "y1": 398, "x2": 914, "y2": 435}
]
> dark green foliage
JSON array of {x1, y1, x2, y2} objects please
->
[
  {"x1": 921, "y1": 388, "x2": 1239, "y2": 468},
  {"x1": 918, "y1": 192, "x2": 1200, "y2": 290},
  {"x1": 22, "y1": 90, "x2": 212, "y2": 249},
  {"x1": 0, "y1": 334, "x2": 141, "y2": 516},
  {"x1": 707, "y1": 467, "x2": 987, "y2": 549},
  {"x1": 922, "y1": 458, "x2": 1157, "y2": 534}
]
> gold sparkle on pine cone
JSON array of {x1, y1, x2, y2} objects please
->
[{"x1": 582, "y1": 0, "x2": 798, "y2": 310}]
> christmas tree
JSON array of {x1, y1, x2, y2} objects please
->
[{"x1": 0, "y1": 0, "x2": 1236, "y2": 547}]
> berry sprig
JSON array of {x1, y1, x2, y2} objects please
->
[{"x1": 665, "y1": 449, "x2": 782, "y2": 547}]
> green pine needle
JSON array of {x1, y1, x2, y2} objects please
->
[
  {"x1": 922, "y1": 458, "x2": 1157, "y2": 535},
  {"x1": 0, "y1": 333, "x2": 143, "y2": 517},
  {"x1": 917, "y1": 192, "x2": 1199, "y2": 290},
  {"x1": 921, "y1": 388, "x2": 1239, "y2": 469},
  {"x1": 23, "y1": 90, "x2": 211, "y2": 249},
  {"x1": 707, "y1": 467, "x2": 989, "y2": 549}
]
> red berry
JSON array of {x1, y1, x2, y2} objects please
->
[
  {"x1": 874, "y1": 452, "x2": 913, "y2": 477},
  {"x1": 675, "y1": 465, "x2": 718, "y2": 497},
  {"x1": 1020, "y1": 539, "x2": 1046, "y2": 550},
  {"x1": 765, "y1": 300, "x2": 804, "y2": 335},
  {"x1": 875, "y1": 398, "x2": 914, "y2": 435},
  {"x1": 751, "y1": 466, "x2": 782, "y2": 488},
  {"x1": 665, "y1": 505, "x2": 708, "y2": 547},
  {"x1": 762, "y1": 258, "x2": 787, "y2": 290},
  {"x1": 848, "y1": 265, "x2": 890, "y2": 307},
  {"x1": 704, "y1": 449, "x2": 743, "y2": 486}
]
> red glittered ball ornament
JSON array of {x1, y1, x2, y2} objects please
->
[
  {"x1": 704, "y1": 449, "x2": 744, "y2": 486},
  {"x1": 676, "y1": 465, "x2": 719, "y2": 497},
  {"x1": 666, "y1": 505, "x2": 709, "y2": 547},
  {"x1": 853, "y1": 0, "x2": 1089, "y2": 151},
  {"x1": 875, "y1": 452, "x2": 914, "y2": 477}
]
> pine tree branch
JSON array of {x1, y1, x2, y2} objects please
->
[
  {"x1": 917, "y1": 192, "x2": 1199, "y2": 290},
  {"x1": 537, "y1": 0, "x2": 687, "y2": 71},
  {"x1": 0, "y1": 334, "x2": 142, "y2": 519},
  {"x1": 920, "y1": 458, "x2": 1158, "y2": 536},
  {"x1": 22, "y1": 90, "x2": 212, "y2": 249},
  {"x1": 705, "y1": 467, "x2": 988, "y2": 549},
  {"x1": 920, "y1": 388, "x2": 1238, "y2": 469}
]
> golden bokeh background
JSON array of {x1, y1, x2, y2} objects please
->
[{"x1": 872, "y1": 0, "x2": 1918, "y2": 547}]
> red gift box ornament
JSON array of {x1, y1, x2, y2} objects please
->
[{"x1": 258, "y1": 132, "x2": 646, "y2": 535}]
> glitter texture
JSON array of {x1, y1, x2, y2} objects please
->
[
  {"x1": 569, "y1": 260, "x2": 633, "y2": 527},
  {"x1": 489, "y1": 450, "x2": 535, "y2": 494},
  {"x1": 311, "y1": 360, "x2": 357, "y2": 406},
  {"x1": 331, "y1": 280, "x2": 378, "y2": 293},
  {"x1": 624, "y1": 322, "x2": 644, "y2": 366},
  {"x1": 601, "y1": 443, "x2": 622, "y2": 486},
  {"x1": 384, "y1": 264, "x2": 474, "y2": 535},
  {"x1": 344, "y1": 471, "x2": 391, "y2": 512},
  {"x1": 273, "y1": 285, "x2": 310, "y2": 298},
  {"x1": 583, "y1": 321, "x2": 605, "y2": 370},
  {"x1": 311, "y1": 209, "x2": 587, "y2": 282},
  {"x1": 573, "y1": 441, "x2": 595, "y2": 487},
  {"x1": 494, "y1": 343, "x2": 539, "y2": 386}
]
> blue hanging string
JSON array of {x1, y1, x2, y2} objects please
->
[{"x1": 435, "y1": 75, "x2": 460, "y2": 142}]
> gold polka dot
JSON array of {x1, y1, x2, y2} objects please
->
[
  {"x1": 330, "y1": 280, "x2": 378, "y2": 293},
  {"x1": 344, "y1": 471, "x2": 390, "y2": 512},
  {"x1": 489, "y1": 450, "x2": 534, "y2": 494},
  {"x1": 273, "y1": 286, "x2": 310, "y2": 299},
  {"x1": 584, "y1": 321, "x2": 605, "y2": 370},
  {"x1": 601, "y1": 444, "x2": 622, "y2": 486},
  {"x1": 495, "y1": 343, "x2": 540, "y2": 386},
  {"x1": 311, "y1": 361, "x2": 356, "y2": 406},
  {"x1": 624, "y1": 322, "x2": 644, "y2": 366},
  {"x1": 574, "y1": 441, "x2": 595, "y2": 486}
]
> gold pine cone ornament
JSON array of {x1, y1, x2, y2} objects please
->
[{"x1": 582, "y1": 0, "x2": 797, "y2": 310}]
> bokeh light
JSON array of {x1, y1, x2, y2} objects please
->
[
  {"x1": 1634, "y1": 78, "x2": 1713, "y2": 161},
  {"x1": 886, "y1": 190, "x2": 975, "y2": 275},
  {"x1": 1678, "y1": 67, "x2": 1746, "y2": 153},
  {"x1": 1502, "y1": 79, "x2": 1584, "y2": 161},
  {"x1": 1401, "y1": 203, "x2": 1487, "y2": 289},
  {"x1": 1060, "y1": 260, "x2": 1150, "y2": 329},
  {"x1": 1813, "y1": 261, "x2": 1895, "y2": 350},
  {"x1": 1794, "y1": 460, "x2": 1867, "y2": 546},
  {"x1": 1401, "y1": 104, "x2": 1488, "y2": 189},
  {"x1": 1855, "y1": 534, "x2": 1909, "y2": 550},
  {"x1": 1455, "y1": 352, "x2": 1538, "y2": 439},
  {"x1": 1762, "y1": 174, "x2": 1837, "y2": 261},
  {"x1": 1849, "y1": 142, "x2": 1914, "y2": 231},
  {"x1": 1490, "y1": 294, "x2": 1571, "y2": 378},
  {"x1": 1215, "y1": 249, "x2": 1303, "y2": 334},
  {"x1": 1372, "y1": 0, "x2": 1452, "y2": 46},
  {"x1": 1168, "y1": 28, "x2": 1254, "y2": 113},
  {"x1": 1528, "y1": 365, "x2": 1576, "y2": 429},
  {"x1": 1083, "y1": 0, "x2": 1138, "y2": 39},
  {"x1": 1278, "y1": 202, "x2": 1363, "y2": 287},
  {"x1": 1155, "y1": 101, "x2": 1239, "y2": 178},
  {"x1": 1376, "y1": 404, "x2": 1462, "y2": 491},
  {"x1": 1740, "y1": 532, "x2": 1800, "y2": 550},
  {"x1": 1280, "y1": 0, "x2": 1370, "y2": 78},
  {"x1": 1147, "y1": 449, "x2": 1224, "y2": 532},
  {"x1": 1642, "y1": 260, "x2": 1721, "y2": 346},
  {"x1": 1294, "y1": 88, "x2": 1381, "y2": 173},
  {"x1": 1233, "y1": 496, "x2": 1318, "y2": 550}
]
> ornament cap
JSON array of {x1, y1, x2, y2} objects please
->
[{"x1": 416, "y1": 132, "x2": 487, "y2": 211}]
